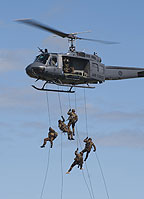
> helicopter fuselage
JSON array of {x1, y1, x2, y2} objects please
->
[
  {"x1": 26, "y1": 51, "x2": 106, "y2": 86},
  {"x1": 26, "y1": 50, "x2": 144, "y2": 88}
]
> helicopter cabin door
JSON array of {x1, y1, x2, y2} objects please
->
[{"x1": 90, "y1": 61, "x2": 105, "y2": 82}]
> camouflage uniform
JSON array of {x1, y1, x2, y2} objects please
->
[
  {"x1": 67, "y1": 109, "x2": 78, "y2": 136},
  {"x1": 82, "y1": 137, "x2": 96, "y2": 161},
  {"x1": 58, "y1": 116, "x2": 74, "y2": 140},
  {"x1": 41, "y1": 127, "x2": 58, "y2": 148},
  {"x1": 63, "y1": 58, "x2": 70, "y2": 73},
  {"x1": 67, "y1": 148, "x2": 83, "y2": 173}
]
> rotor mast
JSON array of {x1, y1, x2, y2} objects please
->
[{"x1": 69, "y1": 38, "x2": 76, "y2": 52}]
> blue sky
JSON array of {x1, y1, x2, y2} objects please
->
[{"x1": 0, "y1": 0, "x2": 144, "y2": 199}]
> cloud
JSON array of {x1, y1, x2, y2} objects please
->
[
  {"x1": 97, "y1": 110, "x2": 144, "y2": 121},
  {"x1": 95, "y1": 129, "x2": 144, "y2": 148},
  {"x1": 20, "y1": 121, "x2": 47, "y2": 130},
  {"x1": 0, "y1": 49, "x2": 34, "y2": 73},
  {"x1": 42, "y1": 36, "x2": 68, "y2": 52}
]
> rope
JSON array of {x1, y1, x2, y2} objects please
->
[
  {"x1": 46, "y1": 91, "x2": 51, "y2": 126},
  {"x1": 84, "y1": 88, "x2": 88, "y2": 137},
  {"x1": 82, "y1": 170, "x2": 93, "y2": 199},
  {"x1": 40, "y1": 146, "x2": 51, "y2": 199},
  {"x1": 40, "y1": 91, "x2": 51, "y2": 199},
  {"x1": 74, "y1": 89, "x2": 79, "y2": 148},
  {"x1": 74, "y1": 89, "x2": 95, "y2": 199},
  {"x1": 68, "y1": 93, "x2": 71, "y2": 109},
  {"x1": 60, "y1": 131, "x2": 63, "y2": 199},
  {"x1": 95, "y1": 152, "x2": 110, "y2": 199},
  {"x1": 58, "y1": 90, "x2": 63, "y2": 116},
  {"x1": 85, "y1": 163, "x2": 95, "y2": 199},
  {"x1": 76, "y1": 126, "x2": 94, "y2": 199},
  {"x1": 57, "y1": 87, "x2": 64, "y2": 199}
]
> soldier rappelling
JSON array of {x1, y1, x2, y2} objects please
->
[
  {"x1": 81, "y1": 137, "x2": 96, "y2": 161},
  {"x1": 67, "y1": 109, "x2": 78, "y2": 136},
  {"x1": 66, "y1": 148, "x2": 84, "y2": 174},
  {"x1": 40, "y1": 127, "x2": 58, "y2": 148},
  {"x1": 58, "y1": 116, "x2": 74, "y2": 140}
]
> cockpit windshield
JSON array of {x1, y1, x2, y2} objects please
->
[{"x1": 35, "y1": 53, "x2": 49, "y2": 64}]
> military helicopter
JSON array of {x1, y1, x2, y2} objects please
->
[{"x1": 17, "y1": 19, "x2": 144, "y2": 93}]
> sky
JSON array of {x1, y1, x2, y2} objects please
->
[{"x1": 0, "y1": 0, "x2": 144, "y2": 199}]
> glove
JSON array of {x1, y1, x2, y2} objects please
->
[
  {"x1": 93, "y1": 149, "x2": 96, "y2": 152},
  {"x1": 77, "y1": 148, "x2": 78, "y2": 150},
  {"x1": 69, "y1": 109, "x2": 71, "y2": 111}
]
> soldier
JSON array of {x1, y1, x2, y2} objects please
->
[
  {"x1": 66, "y1": 148, "x2": 84, "y2": 174},
  {"x1": 40, "y1": 127, "x2": 58, "y2": 148},
  {"x1": 82, "y1": 137, "x2": 96, "y2": 161},
  {"x1": 63, "y1": 58, "x2": 70, "y2": 73},
  {"x1": 67, "y1": 109, "x2": 78, "y2": 136},
  {"x1": 58, "y1": 116, "x2": 74, "y2": 140}
]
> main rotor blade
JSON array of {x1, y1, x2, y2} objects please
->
[
  {"x1": 16, "y1": 19, "x2": 69, "y2": 38},
  {"x1": 77, "y1": 37, "x2": 119, "y2": 44}
]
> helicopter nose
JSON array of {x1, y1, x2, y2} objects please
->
[
  {"x1": 25, "y1": 63, "x2": 45, "y2": 77},
  {"x1": 25, "y1": 64, "x2": 33, "y2": 77}
]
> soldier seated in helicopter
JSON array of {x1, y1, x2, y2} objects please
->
[
  {"x1": 67, "y1": 109, "x2": 78, "y2": 136},
  {"x1": 58, "y1": 116, "x2": 74, "y2": 140},
  {"x1": 81, "y1": 137, "x2": 96, "y2": 161},
  {"x1": 66, "y1": 148, "x2": 84, "y2": 174},
  {"x1": 63, "y1": 58, "x2": 74, "y2": 73},
  {"x1": 50, "y1": 57, "x2": 58, "y2": 66},
  {"x1": 40, "y1": 127, "x2": 58, "y2": 148}
]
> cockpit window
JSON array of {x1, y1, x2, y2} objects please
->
[
  {"x1": 35, "y1": 53, "x2": 49, "y2": 64},
  {"x1": 48, "y1": 56, "x2": 58, "y2": 67}
]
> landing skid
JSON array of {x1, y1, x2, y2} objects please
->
[
  {"x1": 32, "y1": 85, "x2": 75, "y2": 93},
  {"x1": 56, "y1": 83, "x2": 95, "y2": 89}
]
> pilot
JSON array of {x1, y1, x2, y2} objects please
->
[
  {"x1": 81, "y1": 137, "x2": 96, "y2": 161},
  {"x1": 51, "y1": 57, "x2": 57, "y2": 66},
  {"x1": 40, "y1": 127, "x2": 58, "y2": 148},
  {"x1": 66, "y1": 148, "x2": 84, "y2": 174},
  {"x1": 58, "y1": 116, "x2": 74, "y2": 140},
  {"x1": 67, "y1": 109, "x2": 78, "y2": 136}
]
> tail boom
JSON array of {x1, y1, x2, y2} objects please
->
[{"x1": 105, "y1": 66, "x2": 144, "y2": 80}]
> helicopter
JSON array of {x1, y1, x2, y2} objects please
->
[{"x1": 16, "y1": 19, "x2": 144, "y2": 93}]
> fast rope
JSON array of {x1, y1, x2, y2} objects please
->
[
  {"x1": 83, "y1": 89, "x2": 110, "y2": 199},
  {"x1": 74, "y1": 89, "x2": 79, "y2": 148},
  {"x1": 40, "y1": 91, "x2": 51, "y2": 199},
  {"x1": 40, "y1": 147, "x2": 51, "y2": 199},
  {"x1": 46, "y1": 91, "x2": 51, "y2": 126},
  {"x1": 74, "y1": 89, "x2": 95, "y2": 199},
  {"x1": 95, "y1": 152, "x2": 110, "y2": 199},
  {"x1": 68, "y1": 90, "x2": 93, "y2": 199},
  {"x1": 84, "y1": 88, "x2": 88, "y2": 137},
  {"x1": 57, "y1": 86, "x2": 64, "y2": 199},
  {"x1": 68, "y1": 92, "x2": 71, "y2": 109}
]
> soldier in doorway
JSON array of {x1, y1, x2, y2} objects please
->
[
  {"x1": 63, "y1": 58, "x2": 70, "y2": 73},
  {"x1": 40, "y1": 127, "x2": 58, "y2": 148}
]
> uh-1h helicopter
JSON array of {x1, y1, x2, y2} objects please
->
[{"x1": 17, "y1": 19, "x2": 144, "y2": 93}]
